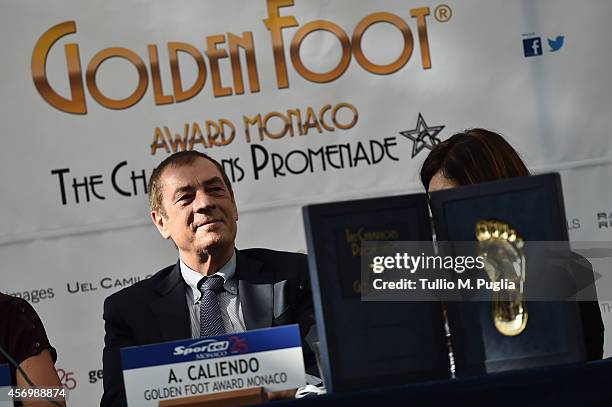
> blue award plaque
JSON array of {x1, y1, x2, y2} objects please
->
[
  {"x1": 303, "y1": 194, "x2": 450, "y2": 393},
  {"x1": 0, "y1": 364, "x2": 11, "y2": 407},
  {"x1": 0, "y1": 364, "x2": 8, "y2": 387},
  {"x1": 430, "y1": 173, "x2": 588, "y2": 376}
]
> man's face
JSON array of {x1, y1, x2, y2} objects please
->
[{"x1": 151, "y1": 158, "x2": 238, "y2": 258}]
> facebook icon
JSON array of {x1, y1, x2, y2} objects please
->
[{"x1": 523, "y1": 37, "x2": 543, "y2": 57}]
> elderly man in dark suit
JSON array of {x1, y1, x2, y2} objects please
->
[{"x1": 101, "y1": 151, "x2": 315, "y2": 407}]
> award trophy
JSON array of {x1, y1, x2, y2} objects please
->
[
  {"x1": 476, "y1": 219, "x2": 527, "y2": 336},
  {"x1": 430, "y1": 173, "x2": 587, "y2": 375}
]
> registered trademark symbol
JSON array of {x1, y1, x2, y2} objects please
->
[{"x1": 435, "y1": 4, "x2": 452, "y2": 22}]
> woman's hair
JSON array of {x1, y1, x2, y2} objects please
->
[{"x1": 420, "y1": 128, "x2": 530, "y2": 190}]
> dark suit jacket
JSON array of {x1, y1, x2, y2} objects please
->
[{"x1": 101, "y1": 248, "x2": 316, "y2": 407}]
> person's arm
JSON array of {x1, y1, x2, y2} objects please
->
[
  {"x1": 5, "y1": 296, "x2": 65, "y2": 406},
  {"x1": 16, "y1": 349, "x2": 65, "y2": 407},
  {"x1": 101, "y1": 296, "x2": 133, "y2": 407}
]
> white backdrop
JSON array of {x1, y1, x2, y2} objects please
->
[{"x1": 1, "y1": 0, "x2": 611, "y2": 404}]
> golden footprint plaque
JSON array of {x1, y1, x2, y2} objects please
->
[{"x1": 475, "y1": 220, "x2": 527, "y2": 336}]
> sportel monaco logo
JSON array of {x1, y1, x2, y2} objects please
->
[
  {"x1": 174, "y1": 339, "x2": 230, "y2": 356},
  {"x1": 173, "y1": 336, "x2": 249, "y2": 358},
  {"x1": 522, "y1": 33, "x2": 564, "y2": 57}
]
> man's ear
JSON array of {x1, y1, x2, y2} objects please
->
[
  {"x1": 151, "y1": 210, "x2": 171, "y2": 239},
  {"x1": 231, "y1": 196, "x2": 239, "y2": 222}
]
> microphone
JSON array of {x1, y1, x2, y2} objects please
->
[{"x1": 0, "y1": 343, "x2": 64, "y2": 407}]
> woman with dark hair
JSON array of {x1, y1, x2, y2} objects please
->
[
  {"x1": 421, "y1": 128, "x2": 529, "y2": 191},
  {"x1": 420, "y1": 128, "x2": 604, "y2": 360},
  {"x1": 0, "y1": 293, "x2": 65, "y2": 406}
]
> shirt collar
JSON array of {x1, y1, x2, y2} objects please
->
[{"x1": 180, "y1": 251, "x2": 237, "y2": 303}]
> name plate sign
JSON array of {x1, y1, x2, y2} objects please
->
[
  {"x1": 0, "y1": 364, "x2": 11, "y2": 407},
  {"x1": 120, "y1": 325, "x2": 305, "y2": 406}
]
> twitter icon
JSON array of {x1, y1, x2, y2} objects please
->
[{"x1": 548, "y1": 35, "x2": 564, "y2": 52}]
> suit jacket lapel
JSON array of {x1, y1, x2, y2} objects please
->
[
  {"x1": 236, "y1": 250, "x2": 273, "y2": 330},
  {"x1": 150, "y1": 262, "x2": 191, "y2": 341}
]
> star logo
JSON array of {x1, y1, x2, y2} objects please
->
[{"x1": 399, "y1": 113, "x2": 445, "y2": 158}]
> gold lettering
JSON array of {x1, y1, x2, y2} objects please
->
[
  {"x1": 31, "y1": 21, "x2": 86, "y2": 114},
  {"x1": 218, "y1": 119, "x2": 236, "y2": 146},
  {"x1": 263, "y1": 0, "x2": 298, "y2": 89},
  {"x1": 168, "y1": 42, "x2": 206, "y2": 103},
  {"x1": 162, "y1": 125, "x2": 189, "y2": 152},
  {"x1": 332, "y1": 102, "x2": 358, "y2": 129},
  {"x1": 206, "y1": 120, "x2": 222, "y2": 145},
  {"x1": 318, "y1": 104, "x2": 334, "y2": 132},
  {"x1": 345, "y1": 228, "x2": 358, "y2": 243},
  {"x1": 410, "y1": 7, "x2": 432, "y2": 69},
  {"x1": 189, "y1": 122, "x2": 208, "y2": 150},
  {"x1": 290, "y1": 21, "x2": 351, "y2": 83},
  {"x1": 357, "y1": 227, "x2": 366, "y2": 241},
  {"x1": 85, "y1": 47, "x2": 148, "y2": 110},
  {"x1": 242, "y1": 114, "x2": 263, "y2": 143},
  {"x1": 302, "y1": 107, "x2": 322, "y2": 134},
  {"x1": 286, "y1": 109, "x2": 303, "y2": 136},
  {"x1": 263, "y1": 111, "x2": 291, "y2": 139},
  {"x1": 227, "y1": 32, "x2": 260, "y2": 94},
  {"x1": 150, "y1": 127, "x2": 170, "y2": 155},
  {"x1": 353, "y1": 12, "x2": 413, "y2": 75},
  {"x1": 243, "y1": 114, "x2": 264, "y2": 143},
  {"x1": 206, "y1": 35, "x2": 232, "y2": 97},
  {"x1": 147, "y1": 45, "x2": 173, "y2": 105}
]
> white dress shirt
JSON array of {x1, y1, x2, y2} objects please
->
[{"x1": 180, "y1": 252, "x2": 246, "y2": 338}]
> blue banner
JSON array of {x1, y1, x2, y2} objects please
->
[{"x1": 120, "y1": 325, "x2": 302, "y2": 370}]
